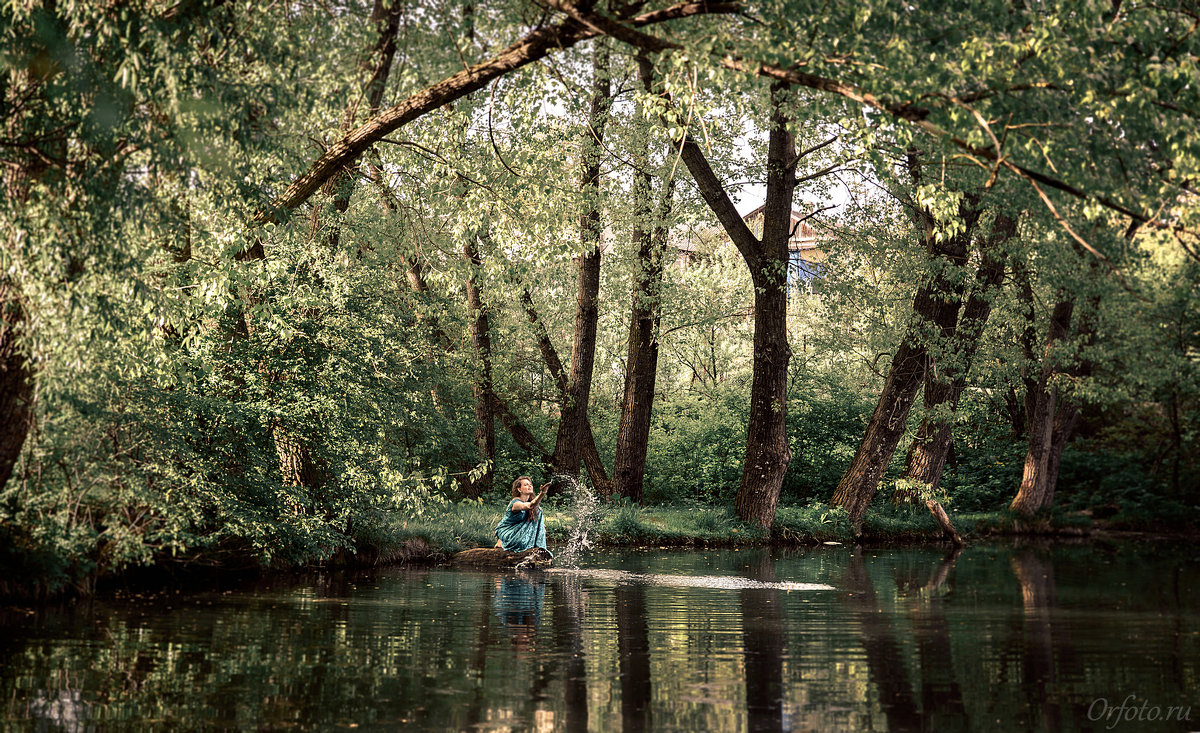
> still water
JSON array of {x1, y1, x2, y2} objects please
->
[{"x1": 2, "y1": 543, "x2": 1198, "y2": 731}]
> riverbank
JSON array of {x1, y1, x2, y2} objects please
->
[
  {"x1": 3, "y1": 499, "x2": 1193, "y2": 603},
  {"x1": 379, "y1": 499, "x2": 1195, "y2": 564}
]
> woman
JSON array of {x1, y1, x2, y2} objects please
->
[{"x1": 494, "y1": 476, "x2": 552, "y2": 554}]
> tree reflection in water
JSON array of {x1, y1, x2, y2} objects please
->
[
  {"x1": 3, "y1": 546, "x2": 1197, "y2": 731},
  {"x1": 615, "y1": 583, "x2": 651, "y2": 732},
  {"x1": 741, "y1": 550, "x2": 785, "y2": 733},
  {"x1": 842, "y1": 548, "x2": 925, "y2": 731},
  {"x1": 550, "y1": 572, "x2": 590, "y2": 733}
]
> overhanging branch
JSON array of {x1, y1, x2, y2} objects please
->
[{"x1": 249, "y1": 1, "x2": 739, "y2": 234}]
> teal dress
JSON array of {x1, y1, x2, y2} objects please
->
[{"x1": 494, "y1": 499, "x2": 552, "y2": 555}]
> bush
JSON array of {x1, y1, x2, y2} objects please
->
[
  {"x1": 783, "y1": 373, "x2": 874, "y2": 502},
  {"x1": 641, "y1": 389, "x2": 749, "y2": 504},
  {"x1": 772, "y1": 501, "x2": 853, "y2": 542}
]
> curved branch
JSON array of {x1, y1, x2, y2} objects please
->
[{"x1": 249, "y1": 1, "x2": 739, "y2": 233}]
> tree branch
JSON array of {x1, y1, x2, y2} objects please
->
[{"x1": 248, "y1": 1, "x2": 739, "y2": 234}]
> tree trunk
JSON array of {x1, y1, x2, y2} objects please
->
[
  {"x1": 520, "y1": 288, "x2": 612, "y2": 494},
  {"x1": 1041, "y1": 403, "x2": 1080, "y2": 511},
  {"x1": 736, "y1": 266, "x2": 793, "y2": 528},
  {"x1": 0, "y1": 279, "x2": 33, "y2": 490},
  {"x1": 613, "y1": 53, "x2": 675, "y2": 503},
  {"x1": 1010, "y1": 298, "x2": 1075, "y2": 516},
  {"x1": 900, "y1": 212, "x2": 1014, "y2": 541},
  {"x1": 553, "y1": 41, "x2": 609, "y2": 482},
  {"x1": 903, "y1": 213, "x2": 1012, "y2": 492},
  {"x1": 273, "y1": 421, "x2": 326, "y2": 494},
  {"x1": 676, "y1": 83, "x2": 795, "y2": 529},
  {"x1": 733, "y1": 90, "x2": 797, "y2": 529},
  {"x1": 463, "y1": 238, "x2": 496, "y2": 497},
  {"x1": 830, "y1": 196, "x2": 978, "y2": 528}
]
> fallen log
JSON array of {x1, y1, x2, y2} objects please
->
[{"x1": 452, "y1": 546, "x2": 553, "y2": 569}]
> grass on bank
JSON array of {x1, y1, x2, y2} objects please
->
[{"x1": 375, "y1": 498, "x2": 1120, "y2": 561}]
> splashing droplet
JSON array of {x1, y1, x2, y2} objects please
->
[{"x1": 552, "y1": 474, "x2": 603, "y2": 568}]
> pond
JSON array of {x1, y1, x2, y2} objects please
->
[{"x1": 2, "y1": 543, "x2": 1197, "y2": 731}]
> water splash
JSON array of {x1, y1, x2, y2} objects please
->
[{"x1": 551, "y1": 474, "x2": 603, "y2": 568}]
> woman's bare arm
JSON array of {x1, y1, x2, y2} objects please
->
[{"x1": 515, "y1": 482, "x2": 551, "y2": 517}]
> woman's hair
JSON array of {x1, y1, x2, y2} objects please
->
[{"x1": 511, "y1": 476, "x2": 533, "y2": 497}]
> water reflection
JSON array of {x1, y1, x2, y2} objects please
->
[
  {"x1": 615, "y1": 583, "x2": 651, "y2": 732},
  {"x1": 549, "y1": 573, "x2": 589, "y2": 733},
  {"x1": 843, "y1": 548, "x2": 925, "y2": 731},
  {"x1": 493, "y1": 574, "x2": 545, "y2": 653},
  {"x1": 741, "y1": 551, "x2": 785, "y2": 733},
  {"x1": 2, "y1": 545, "x2": 1197, "y2": 731}
]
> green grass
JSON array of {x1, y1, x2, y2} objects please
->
[{"x1": 366, "y1": 499, "x2": 1116, "y2": 560}]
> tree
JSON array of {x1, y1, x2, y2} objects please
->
[
  {"x1": 829, "y1": 174, "x2": 981, "y2": 528},
  {"x1": 553, "y1": 40, "x2": 611, "y2": 483},
  {"x1": 612, "y1": 53, "x2": 677, "y2": 502},
  {"x1": 675, "y1": 82, "x2": 797, "y2": 528}
]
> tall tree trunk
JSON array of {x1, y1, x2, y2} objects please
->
[
  {"x1": 462, "y1": 238, "x2": 496, "y2": 497},
  {"x1": 613, "y1": 53, "x2": 675, "y2": 502},
  {"x1": 830, "y1": 195, "x2": 979, "y2": 528},
  {"x1": 0, "y1": 279, "x2": 33, "y2": 490},
  {"x1": 553, "y1": 41, "x2": 609, "y2": 482},
  {"x1": 520, "y1": 289, "x2": 612, "y2": 493},
  {"x1": 733, "y1": 87, "x2": 796, "y2": 529},
  {"x1": 676, "y1": 83, "x2": 796, "y2": 529},
  {"x1": 1010, "y1": 298, "x2": 1075, "y2": 516},
  {"x1": 901, "y1": 212, "x2": 1015, "y2": 543},
  {"x1": 903, "y1": 213, "x2": 1012, "y2": 491}
]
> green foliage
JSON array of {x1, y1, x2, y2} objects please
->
[
  {"x1": 641, "y1": 389, "x2": 748, "y2": 504},
  {"x1": 1055, "y1": 443, "x2": 1199, "y2": 528},
  {"x1": 772, "y1": 502, "x2": 853, "y2": 542},
  {"x1": 784, "y1": 370, "x2": 875, "y2": 501},
  {"x1": 939, "y1": 442, "x2": 1027, "y2": 512}
]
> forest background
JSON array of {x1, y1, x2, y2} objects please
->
[{"x1": 1, "y1": 0, "x2": 1197, "y2": 596}]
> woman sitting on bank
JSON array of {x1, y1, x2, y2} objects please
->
[{"x1": 494, "y1": 476, "x2": 552, "y2": 554}]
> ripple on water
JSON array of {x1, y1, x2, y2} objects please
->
[{"x1": 545, "y1": 567, "x2": 835, "y2": 592}]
